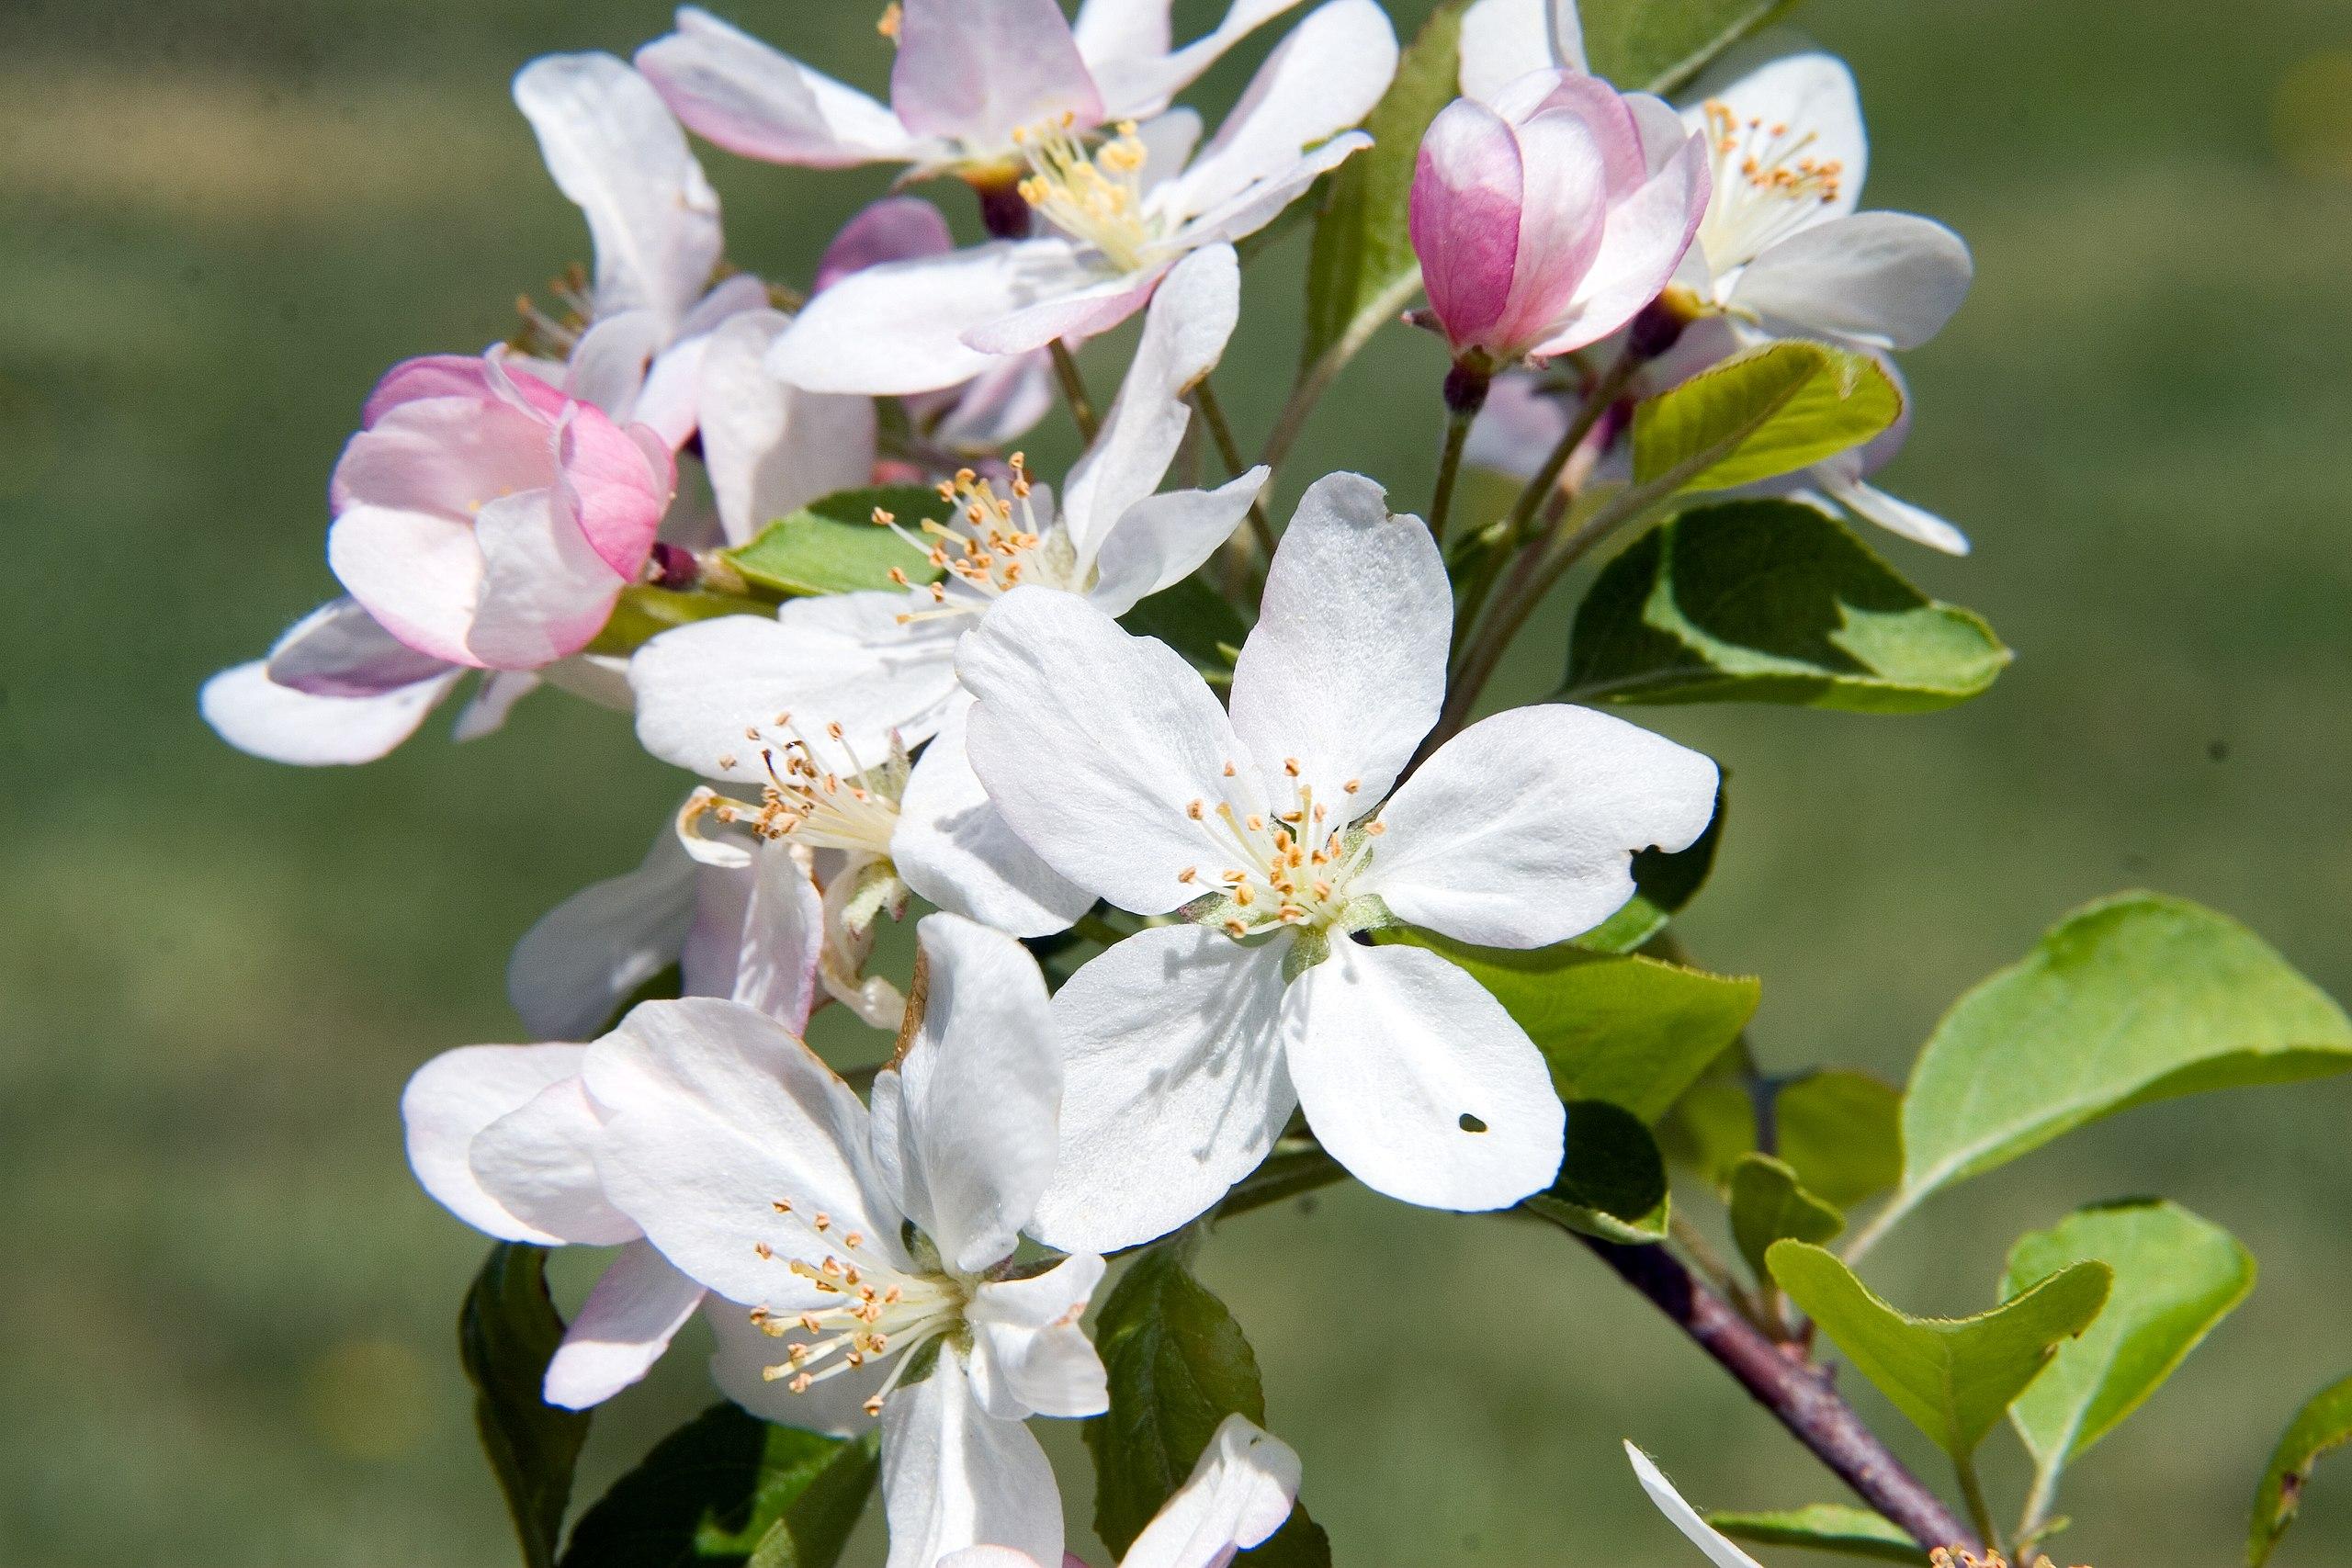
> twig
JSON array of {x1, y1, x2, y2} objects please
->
[
  {"x1": 1191, "y1": 379, "x2": 1278, "y2": 565},
  {"x1": 1049, "y1": 340, "x2": 1099, "y2": 444}
]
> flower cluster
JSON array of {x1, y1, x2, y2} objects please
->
[{"x1": 202, "y1": 2, "x2": 1994, "y2": 1564}]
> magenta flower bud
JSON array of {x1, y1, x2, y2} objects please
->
[{"x1": 1408, "y1": 69, "x2": 1712, "y2": 366}]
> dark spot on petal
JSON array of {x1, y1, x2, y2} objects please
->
[{"x1": 1459, "y1": 1112, "x2": 1487, "y2": 1133}]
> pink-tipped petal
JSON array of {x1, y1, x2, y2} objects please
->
[
  {"x1": 1410, "y1": 97, "x2": 1527, "y2": 352},
  {"x1": 892, "y1": 0, "x2": 1103, "y2": 146},
  {"x1": 815, "y1": 196, "x2": 955, "y2": 293}
]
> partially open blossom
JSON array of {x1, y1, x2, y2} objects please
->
[
  {"x1": 958, "y1": 473, "x2": 1720, "y2": 1249},
  {"x1": 766, "y1": 0, "x2": 1396, "y2": 395},
  {"x1": 596, "y1": 916, "x2": 1104, "y2": 1568},
  {"x1": 633, "y1": 243, "x2": 1265, "y2": 937},
  {"x1": 637, "y1": 0, "x2": 1308, "y2": 189},
  {"x1": 1410, "y1": 69, "x2": 1709, "y2": 367},
  {"x1": 325, "y1": 351, "x2": 673, "y2": 671}
]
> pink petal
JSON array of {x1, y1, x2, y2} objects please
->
[
  {"x1": 814, "y1": 195, "x2": 954, "y2": 293},
  {"x1": 1485, "y1": 105, "x2": 1611, "y2": 355},
  {"x1": 555, "y1": 400, "x2": 673, "y2": 577},
  {"x1": 891, "y1": 0, "x2": 1103, "y2": 145},
  {"x1": 1409, "y1": 97, "x2": 1525, "y2": 353},
  {"x1": 361, "y1": 354, "x2": 492, "y2": 427}
]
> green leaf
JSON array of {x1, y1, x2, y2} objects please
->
[
  {"x1": 585, "y1": 584, "x2": 773, "y2": 657},
  {"x1": 459, "y1": 1244, "x2": 593, "y2": 1568},
  {"x1": 1580, "y1": 0, "x2": 1804, "y2": 95},
  {"x1": 1727, "y1": 1154, "x2": 1842, "y2": 1281},
  {"x1": 1296, "y1": 1, "x2": 1464, "y2": 378},
  {"x1": 1523, "y1": 1100, "x2": 1670, "y2": 1243},
  {"x1": 1571, "y1": 780, "x2": 1726, "y2": 953},
  {"x1": 2004, "y1": 1201, "x2": 2254, "y2": 1499},
  {"x1": 1767, "y1": 1240, "x2": 2111, "y2": 1461},
  {"x1": 1563, "y1": 501, "x2": 2010, "y2": 713},
  {"x1": 1117, "y1": 573, "x2": 1250, "y2": 682},
  {"x1": 2248, "y1": 1372, "x2": 2352, "y2": 1565},
  {"x1": 1381, "y1": 930, "x2": 1758, "y2": 1122},
  {"x1": 1087, "y1": 1246, "x2": 1330, "y2": 1568},
  {"x1": 560, "y1": 1405, "x2": 878, "y2": 1568},
  {"x1": 1892, "y1": 894, "x2": 2352, "y2": 1226},
  {"x1": 1631, "y1": 342, "x2": 1901, "y2": 494},
  {"x1": 1704, "y1": 1505, "x2": 1928, "y2": 1564},
  {"x1": 1660, "y1": 1066, "x2": 1903, "y2": 1209},
  {"x1": 720, "y1": 485, "x2": 944, "y2": 597}
]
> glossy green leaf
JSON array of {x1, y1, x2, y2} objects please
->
[
  {"x1": 1892, "y1": 894, "x2": 2352, "y2": 1227},
  {"x1": 1087, "y1": 1246, "x2": 1330, "y2": 1568},
  {"x1": 1659, "y1": 1066, "x2": 1903, "y2": 1208},
  {"x1": 1571, "y1": 780, "x2": 1726, "y2": 954},
  {"x1": 2248, "y1": 1372, "x2": 2352, "y2": 1565},
  {"x1": 1383, "y1": 930, "x2": 1758, "y2": 1122},
  {"x1": 1580, "y1": 0, "x2": 1804, "y2": 95},
  {"x1": 1523, "y1": 1100, "x2": 1670, "y2": 1243},
  {"x1": 1296, "y1": 2, "x2": 1464, "y2": 378},
  {"x1": 1705, "y1": 1505, "x2": 1927, "y2": 1564},
  {"x1": 720, "y1": 485, "x2": 944, "y2": 597},
  {"x1": 1631, "y1": 342, "x2": 1901, "y2": 494},
  {"x1": 1727, "y1": 1154, "x2": 1843, "y2": 1281},
  {"x1": 2004, "y1": 1200, "x2": 2254, "y2": 1502},
  {"x1": 585, "y1": 583, "x2": 772, "y2": 657},
  {"x1": 560, "y1": 1405, "x2": 877, "y2": 1568},
  {"x1": 1117, "y1": 573, "x2": 1250, "y2": 682},
  {"x1": 459, "y1": 1244, "x2": 592, "y2": 1568},
  {"x1": 1563, "y1": 501, "x2": 2009, "y2": 712},
  {"x1": 1767, "y1": 1240, "x2": 2111, "y2": 1460}
]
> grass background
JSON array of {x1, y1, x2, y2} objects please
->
[{"x1": 6, "y1": 0, "x2": 2352, "y2": 1563}]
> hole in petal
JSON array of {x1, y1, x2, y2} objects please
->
[{"x1": 1458, "y1": 1112, "x2": 1487, "y2": 1134}]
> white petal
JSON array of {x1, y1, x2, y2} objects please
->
[
  {"x1": 629, "y1": 596, "x2": 962, "y2": 783},
  {"x1": 895, "y1": 700, "x2": 1094, "y2": 939},
  {"x1": 1458, "y1": 0, "x2": 1584, "y2": 102},
  {"x1": 465, "y1": 488, "x2": 628, "y2": 671},
  {"x1": 1028, "y1": 928, "x2": 1296, "y2": 1253},
  {"x1": 635, "y1": 7, "x2": 923, "y2": 169},
  {"x1": 870, "y1": 914, "x2": 1060, "y2": 1274},
  {"x1": 473, "y1": 1075, "x2": 639, "y2": 1245},
  {"x1": 1624, "y1": 1443, "x2": 1765, "y2": 1568},
  {"x1": 543, "y1": 1241, "x2": 705, "y2": 1408},
  {"x1": 1227, "y1": 473, "x2": 1446, "y2": 819},
  {"x1": 965, "y1": 1254, "x2": 1110, "y2": 1419},
  {"x1": 729, "y1": 839, "x2": 828, "y2": 1030},
  {"x1": 1085, "y1": 469, "x2": 1268, "y2": 616},
  {"x1": 585, "y1": 998, "x2": 907, "y2": 1305},
  {"x1": 401, "y1": 1044, "x2": 591, "y2": 1244},
  {"x1": 1363, "y1": 705, "x2": 1718, "y2": 948},
  {"x1": 451, "y1": 670, "x2": 543, "y2": 741},
  {"x1": 1123, "y1": 1414, "x2": 1302, "y2": 1568},
  {"x1": 265, "y1": 596, "x2": 453, "y2": 695},
  {"x1": 508, "y1": 822, "x2": 699, "y2": 1042},
  {"x1": 890, "y1": 0, "x2": 1103, "y2": 147},
  {"x1": 770, "y1": 243, "x2": 1102, "y2": 396},
  {"x1": 200, "y1": 660, "x2": 458, "y2": 767},
  {"x1": 698, "y1": 308, "x2": 878, "y2": 547},
  {"x1": 958, "y1": 265, "x2": 1170, "y2": 359},
  {"x1": 515, "y1": 52, "x2": 722, "y2": 331},
  {"x1": 706, "y1": 1291, "x2": 889, "y2": 1437},
  {"x1": 927, "y1": 354, "x2": 1057, "y2": 453},
  {"x1": 564, "y1": 310, "x2": 663, "y2": 425},
  {"x1": 1820, "y1": 474, "x2": 1970, "y2": 557},
  {"x1": 1731, "y1": 210, "x2": 1972, "y2": 351},
  {"x1": 880, "y1": 1354, "x2": 1065, "y2": 1568},
  {"x1": 327, "y1": 502, "x2": 490, "y2": 669},
  {"x1": 1060, "y1": 243, "x2": 1239, "y2": 558},
  {"x1": 1685, "y1": 51, "x2": 1867, "y2": 217},
  {"x1": 1284, "y1": 942, "x2": 1562, "y2": 1211},
  {"x1": 1083, "y1": 0, "x2": 1308, "y2": 121},
  {"x1": 958, "y1": 587, "x2": 1238, "y2": 916},
  {"x1": 1162, "y1": 130, "x2": 1366, "y2": 252},
  {"x1": 1158, "y1": 0, "x2": 1397, "y2": 222}
]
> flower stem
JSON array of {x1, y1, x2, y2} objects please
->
[
  {"x1": 1954, "y1": 1453, "x2": 2001, "y2": 1558},
  {"x1": 1191, "y1": 379, "x2": 1279, "y2": 568},
  {"x1": 1429, "y1": 363, "x2": 1488, "y2": 543},
  {"x1": 1049, "y1": 339, "x2": 1100, "y2": 444},
  {"x1": 1578, "y1": 1235, "x2": 1984, "y2": 1559}
]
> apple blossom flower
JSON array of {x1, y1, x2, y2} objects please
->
[
  {"x1": 592, "y1": 916, "x2": 1103, "y2": 1568},
  {"x1": 1410, "y1": 68, "x2": 1709, "y2": 367},
  {"x1": 1466, "y1": 347, "x2": 1967, "y2": 553},
  {"x1": 956, "y1": 472, "x2": 1720, "y2": 1249},
  {"x1": 401, "y1": 838, "x2": 823, "y2": 1408},
  {"x1": 637, "y1": 0, "x2": 1308, "y2": 195},
  {"x1": 1623, "y1": 1442, "x2": 1771, "y2": 1567},
  {"x1": 631, "y1": 242, "x2": 1266, "y2": 936},
  {"x1": 764, "y1": 0, "x2": 1397, "y2": 395},
  {"x1": 941, "y1": 1414, "x2": 1302, "y2": 1568},
  {"x1": 323, "y1": 349, "x2": 674, "y2": 672}
]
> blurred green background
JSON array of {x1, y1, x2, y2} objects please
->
[{"x1": 6, "y1": 0, "x2": 2352, "y2": 1563}]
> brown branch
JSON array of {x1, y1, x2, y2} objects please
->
[{"x1": 1577, "y1": 1234, "x2": 1984, "y2": 1558}]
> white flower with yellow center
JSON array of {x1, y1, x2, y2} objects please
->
[
  {"x1": 631, "y1": 243, "x2": 1267, "y2": 938},
  {"x1": 956, "y1": 472, "x2": 1721, "y2": 1251},
  {"x1": 592, "y1": 915, "x2": 1105, "y2": 1568},
  {"x1": 765, "y1": 0, "x2": 1397, "y2": 396}
]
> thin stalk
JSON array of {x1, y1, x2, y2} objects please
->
[
  {"x1": 1049, "y1": 339, "x2": 1099, "y2": 443},
  {"x1": 1429, "y1": 406, "x2": 1475, "y2": 542},
  {"x1": 1668, "y1": 1211, "x2": 1740, "y2": 1298},
  {"x1": 1192, "y1": 379, "x2": 1278, "y2": 566},
  {"x1": 1954, "y1": 1454, "x2": 2001, "y2": 1559},
  {"x1": 1071, "y1": 909, "x2": 1128, "y2": 949},
  {"x1": 2016, "y1": 1465, "x2": 2059, "y2": 1551}
]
